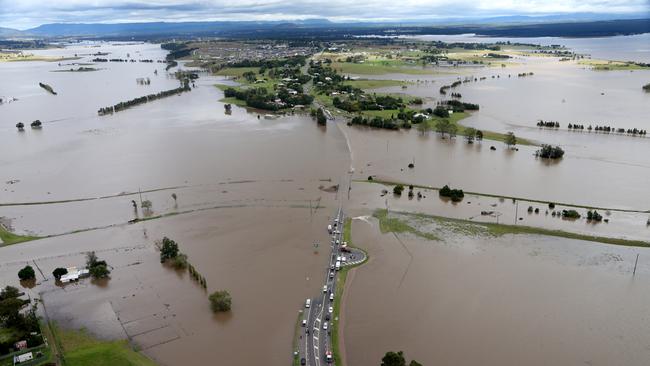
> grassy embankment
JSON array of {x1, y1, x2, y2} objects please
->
[
  {"x1": 49, "y1": 323, "x2": 156, "y2": 366},
  {"x1": 362, "y1": 179, "x2": 648, "y2": 214},
  {"x1": 331, "y1": 218, "x2": 368, "y2": 366},
  {"x1": 0, "y1": 224, "x2": 39, "y2": 245},
  {"x1": 373, "y1": 209, "x2": 650, "y2": 248},
  {"x1": 291, "y1": 311, "x2": 302, "y2": 366},
  {"x1": 579, "y1": 60, "x2": 650, "y2": 71}
]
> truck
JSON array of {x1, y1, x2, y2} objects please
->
[{"x1": 335, "y1": 261, "x2": 341, "y2": 271}]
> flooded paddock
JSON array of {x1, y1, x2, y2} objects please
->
[
  {"x1": 0, "y1": 206, "x2": 339, "y2": 366},
  {"x1": 342, "y1": 215, "x2": 650, "y2": 366}
]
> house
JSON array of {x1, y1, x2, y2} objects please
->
[
  {"x1": 14, "y1": 340, "x2": 27, "y2": 350},
  {"x1": 13, "y1": 352, "x2": 33, "y2": 364},
  {"x1": 60, "y1": 266, "x2": 90, "y2": 283}
]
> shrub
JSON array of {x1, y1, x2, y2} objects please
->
[
  {"x1": 18, "y1": 266, "x2": 35, "y2": 281},
  {"x1": 548, "y1": 202, "x2": 556, "y2": 209},
  {"x1": 172, "y1": 253, "x2": 188, "y2": 269},
  {"x1": 393, "y1": 185, "x2": 404, "y2": 195},
  {"x1": 562, "y1": 209, "x2": 581, "y2": 219},
  {"x1": 587, "y1": 210, "x2": 603, "y2": 222},
  {"x1": 89, "y1": 264, "x2": 110, "y2": 279},
  {"x1": 209, "y1": 290, "x2": 232, "y2": 312},
  {"x1": 160, "y1": 237, "x2": 179, "y2": 262}
]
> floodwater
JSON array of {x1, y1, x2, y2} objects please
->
[
  {"x1": 406, "y1": 33, "x2": 650, "y2": 63},
  {"x1": 343, "y1": 50, "x2": 650, "y2": 211},
  {"x1": 343, "y1": 216, "x2": 650, "y2": 366},
  {"x1": 0, "y1": 42, "x2": 350, "y2": 366},
  {"x1": 2, "y1": 38, "x2": 650, "y2": 366},
  {"x1": 0, "y1": 206, "x2": 339, "y2": 365}
]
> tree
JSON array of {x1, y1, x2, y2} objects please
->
[
  {"x1": 209, "y1": 290, "x2": 232, "y2": 312},
  {"x1": 434, "y1": 119, "x2": 452, "y2": 138},
  {"x1": 18, "y1": 266, "x2": 35, "y2": 281},
  {"x1": 316, "y1": 108, "x2": 327, "y2": 125},
  {"x1": 464, "y1": 127, "x2": 476, "y2": 143},
  {"x1": 171, "y1": 193, "x2": 177, "y2": 202},
  {"x1": 432, "y1": 106, "x2": 449, "y2": 118},
  {"x1": 172, "y1": 253, "x2": 188, "y2": 269},
  {"x1": 89, "y1": 264, "x2": 110, "y2": 279},
  {"x1": 416, "y1": 121, "x2": 431, "y2": 136},
  {"x1": 52, "y1": 267, "x2": 68, "y2": 280},
  {"x1": 381, "y1": 351, "x2": 406, "y2": 366},
  {"x1": 475, "y1": 130, "x2": 483, "y2": 141},
  {"x1": 505, "y1": 132, "x2": 517, "y2": 149},
  {"x1": 160, "y1": 237, "x2": 179, "y2": 262},
  {"x1": 381, "y1": 351, "x2": 421, "y2": 366},
  {"x1": 86, "y1": 251, "x2": 103, "y2": 268},
  {"x1": 393, "y1": 185, "x2": 404, "y2": 195}
]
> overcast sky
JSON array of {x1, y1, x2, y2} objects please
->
[{"x1": 1, "y1": 0, "x2": 648, "y2": 30}]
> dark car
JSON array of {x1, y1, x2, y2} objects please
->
[{"x1": 301, "y1": 358, "x2": 306, "y2": 365}]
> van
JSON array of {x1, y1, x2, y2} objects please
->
[
  {"x1": 335, "y1": 261, "x2": 341, "y2": 271},
  {"x1": 305, "y1": 299, "x2": 311, "y2": 308},
  {"x1": 327, "y1": 224, "x2": 332, "y2": 233}
]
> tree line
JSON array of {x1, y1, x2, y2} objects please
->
[{"x1": 98, "y1": 82, "x2": 191, "y2": 115}]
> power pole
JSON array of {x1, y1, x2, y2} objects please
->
[
  {"x1": 633, "y1": 253, "x2": 640, "y2": 276},
  {"x1": 514, "y1": 200, "x2": 518, "y2": 225}
]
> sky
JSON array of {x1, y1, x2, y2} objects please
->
[{"x1": 0, "y1": 0, "x2": 648, "y2": 30}]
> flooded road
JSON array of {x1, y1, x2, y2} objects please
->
[{"x1": 343, "y1": 215, "x2": 650, "y2": 366}]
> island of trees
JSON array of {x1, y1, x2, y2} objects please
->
[
  {"x1": 535, "y1": 145, "x2": 565, "y2": 159},
  {"x1": 38, "y1": 82, "x2": 57, "y2": 95},
  {"x1": 98, "y1": 81, "x2": 191, "y2": 115},
  {"x1": 643, "y1": 83, "x2": 650, "y2": 92},
  {"x1": 439, "y1": 185, "x2": 465, "y2": 202}
]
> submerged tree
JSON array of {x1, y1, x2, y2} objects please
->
[
  {"x1": 505, "y1": 132, "x2": 517, "y2": 149},
  {"x1": 209, "y1": 290, "x2": 232, "y2": 312}
]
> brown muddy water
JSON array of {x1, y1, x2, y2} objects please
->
[
  {"x1": 347, "y1": 181, "x2": 650, "y2": 243},
  {"x1": 0, "y1": 206, "x2": 339, "y2": 365},
  {"x1": 1, "y1": 42, "x2": 350, "y2": 366},
  {"x1": 2, "y1": 39, "x2": 650, "y2": 366},
  {"x1": 343, "y1": 215, "x2": 650, "y2": 366}
]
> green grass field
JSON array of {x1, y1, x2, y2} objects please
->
[
  {"x1": 0, "y1": 225, "x2": 39, "y2": 245},
  {"x1": 215, "y1": 67, "x2": 260, "y2": 77},
  {"x1": 53, "y1": 326, "x2": 156, "y2": 366},
  {"x1": 331, "y1": 62, "x2": 435, "y2": 75},
  {"x1": 342, "y1": 79, "x2": 410, "y2": 90},
  {"x1": 372, "y1": 209, "x2": 650, "y2": 248}
]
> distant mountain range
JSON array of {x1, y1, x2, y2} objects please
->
[{"x1": 1, "y1": 15, "x2": 649, "y2": 39}]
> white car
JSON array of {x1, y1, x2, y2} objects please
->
[
  {"x1": 323, "y1": 285, "x2": 328, "y2": 293},
  {"x1": 329, "y1": 293, "x2": 334, "y2": 301},
  {"x1": 305, "y1": 299, "x2": 311, "y2": 308},
  {"x1": 302, "y1": 319, "x2": 307, "y2": 327},
  {"x1": 323, "y1": 322, "x2": 328, "y2": 330},
  {"x1": 328, "y1": 306, "x2": 333, "y2": 314}
]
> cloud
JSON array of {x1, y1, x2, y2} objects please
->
[{"x1": 0, "y1": 0, "x2": 648, "y2": 29}]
